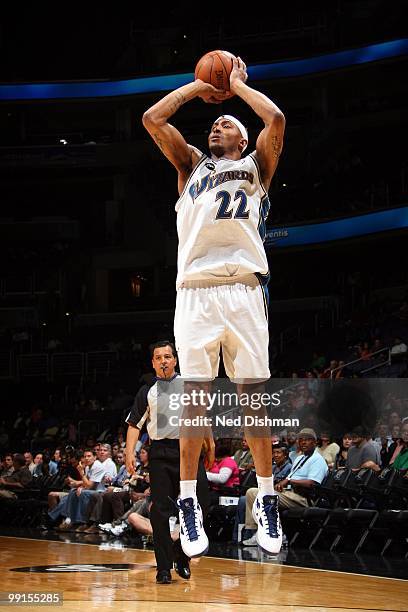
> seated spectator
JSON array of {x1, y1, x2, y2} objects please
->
[
  {"x1": 321, "y1": 360, "x2": 338, "y2": 379},
  {"x1": 272, "y1": 442, "x2": 292, "y2": 482},
  {"x1": 390, "y1": 337, "x2": 407, "y2": 355},
  {"x1": 335, "y1": 433, "x2": 353, "y2": 469},
  {"x1": 47, "y1": 450, "x2": 84, "y2": 512},
  {"x1": 232, "y1": 441, "x2": 291, "y2": 543},
  {"x1": 334, "y1": 361, "x2": 346, "y2": 380},
  {"x1": 48, "y1": 448, "x2": 107, "y2": 530},
  {"x1": 84, "y1": 446, "x2": 149, "y2": 532},
  {"x1": 24, "y1": 451, "x2": 36, "y2": 474},
  {"x1": 99, "y1": 488, "x2": 152, "y2": 537},
  {"x1": 48, "y1": 448, "x2": 62, "y2": 475},
  {"x1": 233, "y1": 437, "x2": 254, "y2": 472},
  {"x1": 389, "y1": 423, "x2": 408, "y2": 470},
  {"x1": 285, "y1": 431, "x2": 298, "y2": 453},
  {"x1": 242, "y1": 429, "x2": 328, "y2": 545},
  {"x1": 346, "y1": 426, "x2": 381, "y2": 472},
  {"x1": 0, "y1": 454, "x2": 14, "y2": 478},
  {"x1": 206, "y1": 444, "x2": 239, "y2": 505},
  {"x1": 0, "y1": 454, "x2": 32, "y2": 499},
  {"x1": 96, "y1": 443, "x2": 117, "y2": 479},
  {"x1": 33, "y1": 453, "x2": 45, "y2": 477},
  {"x1": 317, "y1": 433, "x2": 340, "y2": 469},
  {"x1": 358, "y1": 342, "x2": 371, "y2": 361}
]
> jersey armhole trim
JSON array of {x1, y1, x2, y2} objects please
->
[
  {"x1": 176, "y1": 152, "x2": 208, "y2": 208},
  {"x1": 249, "y1": 153, "x2": 268, "y2": 197}
]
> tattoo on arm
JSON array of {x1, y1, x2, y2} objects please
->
[
  {"x1": 169, "y1": 92, "x2": 186, "y2": 115},
  {"x1": 153, "y1": 133, "x2": 166, "y2": 153},
  {"x1": 271, "y1": 135, "x2": 282, "y2": 159}
]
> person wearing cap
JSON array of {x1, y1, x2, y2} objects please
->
[
  {"x1": 243, "y1": 429, "x2": 328, "y2": 544},
  {"x1": 143, "y1": 55, "x2": 285, "y2": 559}
]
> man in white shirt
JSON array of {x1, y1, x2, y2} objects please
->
[
  {"x1": 243, "y1": 429, "x2": 328, "y2": 546},
  {"x1": 48, "y1": 449, "x2": 106, "y2": 530}
]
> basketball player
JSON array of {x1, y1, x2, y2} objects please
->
[{"x1": 143, "y1": 56, "x2": 285, "y2": 556}]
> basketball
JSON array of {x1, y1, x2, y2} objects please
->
[{"x1": 194, "y1": 50, "x2": 236, "y2": 92}]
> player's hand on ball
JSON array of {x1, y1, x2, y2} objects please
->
[
  {"x1": 230, "y1": 57, "x2": 248, "y2": 93},
  {"x1": 196, "y1": 79, "x2": 231, "y2": 104}
]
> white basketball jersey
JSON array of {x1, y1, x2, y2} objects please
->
[{"x1": 175, "y1": 153, "x2": 270, "y2": 288}]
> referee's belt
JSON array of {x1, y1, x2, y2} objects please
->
[{"x1": 150, "y1": 438, "x2": 179, "y2": 448}]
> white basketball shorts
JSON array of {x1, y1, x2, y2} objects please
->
[{"x1": 174, "y1": 274, "x2": 270, "y2": 383}]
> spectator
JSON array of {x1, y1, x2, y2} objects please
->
[
  {"x1": 358, "y1": 342, "x2": 371, "y2": 361},
  {"x1": 99, "y1": 488, "x2": 152, "y2": 537},
  {"x1": 346, "y1": 426, "x2": 381, "y2": 472},
  {"x1": 33, "y1": 453, "x2": 44, "y2": 477},
  {"x1": 0, "y1": 454, "x2": 32, "y2": 499},
  {"x1": 233, "y1": 438, "x2": 254, "y2": 472},
  {"x1": 86, "y1": 447, "x2": 150, "y2": 532},
  {"x1": 285, "y1": 431, "x2": 298, "y2": 453},
  {"x1": 334, "y1": 361, "x2": 346, "y2": 380},
  {"x1": 321, "y1": 360, "x2": 338, "y2": 379},
  {"x1": 24, "y1": 451, "x2": 35, "y2": 474},
  {"x1": 390, "y1": 337, "x2": 407, "y2": 355},
  {"x1": 242, "y1": 429, "x2": 328, "y2": 545},
  {"x1": 48, "y1": 448, "x2": 62, "y2": 475},
  {"x1": 207, "y1": 445, "x2": 239, "y2": 505},
  {"x1": 335, "y1": 433, "x2": 353, "y2": 469},
  {"x1": 0, "y1": 454, "x2": 14, "y2": 477},
  {"x1": 272, "y1": 442, "x2": 292, "y2": 482},
  {"x1": 233, "y1": 440, "x2": 292, "y2": 543},
  {"x1": 96, "y1": 443, "x2": 117, "y2": 480},
  {"x1": 391, "y1": 423, "x2": 408, "y2": 470},
  {"x1": 48, "y1": 448, "x2": 107, "y2": 530},
  {"x1": 47, "y1": 450, "x2": 84, "y2": 512},
  {"x1": 317, "y1": 433, "x2": 340, "y2": 469}
]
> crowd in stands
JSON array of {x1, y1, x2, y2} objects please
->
[{"x1": 1, "y1": 393, "x2": 407, "y2": 550}]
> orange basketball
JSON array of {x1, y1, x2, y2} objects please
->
[{"x1": 194, "y1": 50, "x2": 236, "y2": 92}]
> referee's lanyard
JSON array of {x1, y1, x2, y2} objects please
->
[{"x1": 288, "y1": 452, "x2": 313, "y2": 479}]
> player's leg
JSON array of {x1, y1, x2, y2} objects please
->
[
  {"x1": 223, "y1": 276, "x2": 282, "y2": 554},
  {"x1": 174, "y1": 281, "x2": 223, "y2": 557}
]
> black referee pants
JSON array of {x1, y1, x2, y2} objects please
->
[{"x1": 149, "y1": 439, "x2": 210, "y2": 571}]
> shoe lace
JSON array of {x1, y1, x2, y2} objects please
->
[
  {"x1": 177, "y1": 498, "x2": 199, "y2": 542},
  {"x1": 262, "y1": 496, "x2": 279, "y2": 538}
]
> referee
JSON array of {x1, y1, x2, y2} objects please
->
[{"x1": 125, "y1": 340, "x2": 212, "y2": 584}]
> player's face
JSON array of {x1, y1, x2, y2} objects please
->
[
  {"x1": 152, "y1": 346, "x2": 177, "y2": 379},
  {"x1": 209, "y1": 119, "x2": 244, "y2": 157}
]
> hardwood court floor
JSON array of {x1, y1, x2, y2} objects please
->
[{"x1": 0, "y1": 536, "x2": 406, "y2": 612}]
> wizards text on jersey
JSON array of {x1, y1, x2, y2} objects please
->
[{"x1": 189, "y1": 170, "x2": 255, "y2": 202}]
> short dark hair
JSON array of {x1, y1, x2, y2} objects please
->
[
  {"x1": 13, "y1": 453, "x2": 26, "y2": 467},
  {"x1": 149, "y1": 340, "x2": 177, "y2": 359},
  {"x1": 273, "y1": 442, "x2": 289, "y2": 455},
  {"x1": 215, "y1": 444, "x2": 231, "y2": 459}
]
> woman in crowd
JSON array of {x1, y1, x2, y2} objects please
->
[
  {"x1": 206, "y1": 444, "x2": 239, "y2": 505},
  {"x1": 318, "y1": 433, "x2": 340, "y2": 469},
  {"x1": 335, "y1": 433, "x2": 353, "y2": 470}
]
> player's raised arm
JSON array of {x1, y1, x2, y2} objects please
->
[
  {"x1": 229, "y1": 57, "x2": 285, "y2": 190},
  {"x1": 143, "y1": 81, "x2": 229, "y2": 193}
]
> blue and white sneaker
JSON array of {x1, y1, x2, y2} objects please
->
[
  {"x1": 252, "y1": 493, "x2": 282, "y2": 554},
  {"x1": 176, "y1": 497, "x2": 209, "y2": 558}
]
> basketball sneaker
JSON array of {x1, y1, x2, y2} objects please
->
[
  {"x1": 176, "y1": 497, "x2": 208, "y2": 558},
  {"x1": 252, "y1": 493, "x2": 282, "y2": 554}
]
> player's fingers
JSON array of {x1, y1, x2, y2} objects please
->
[
  {"x1": 237, "y1": 56, "x2": 247, "y2": 71},
  {"x1": 208, "y1": 84, "x2": 229, "y2": 96}
]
